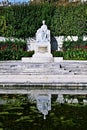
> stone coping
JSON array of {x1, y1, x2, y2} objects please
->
[
  {"x1": 0, "y1": 59, "x2": 87, "y2": 63},
  {"x1": 0, "y1": 86, "x2": 87, "y2": 95}
]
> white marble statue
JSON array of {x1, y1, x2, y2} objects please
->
[{"x1": 36, "y1": 20, "x2": 50, "y2": 43}]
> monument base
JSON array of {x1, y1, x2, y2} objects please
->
[
  {"x1": 22, "y1": 53, "x2": 54, "y2": 63},
  {"x1": 32, "y1": 52, "x2": 53, "y2": 62},
  {"x1": 22, "y1": 42, "x2": 54, "y2": 63}
]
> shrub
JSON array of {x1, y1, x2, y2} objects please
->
[
  {"x1": 63, "y1": 35, "x2": 87, "y2": 60},
  {"x1": 63, "y1": 48, "x2": 87, "y2": 60},
  {"x1": 0, "y1": 39, "x2": 26, "y2": 50},
  {"x1": 63, "y1": 41, "x2": 87, "y2": 51},
  {"x1": 0, "y1": 39, "x2": 31, "y2": 60},
  {"x1": 52, "y1": 51, "x2": 63, "y2": 57}
]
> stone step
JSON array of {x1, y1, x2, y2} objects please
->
[
  {"x1": 0, "y1": 74, "x2": 87, "y2": 85},
  {"x1": 0, "y1": 61, "x2": 87, "y2": 76},
  {"x1": 0, "y1": 68, "x2": 71, "y2": 75},
  {"x1": 0, "y1": 60, "x2": 87, "y2": 86}
]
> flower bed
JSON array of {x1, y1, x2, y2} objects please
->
[{"x1": 0, "y1": 39, "x2": 34, "y2": 60}]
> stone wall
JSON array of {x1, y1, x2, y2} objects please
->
[{"x1": 26, "y1": 36, "x2": 87, "y2": 52}]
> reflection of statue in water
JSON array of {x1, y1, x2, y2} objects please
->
[{"x1": 36, "y1": 20, "x2": 50, "y2": 43}]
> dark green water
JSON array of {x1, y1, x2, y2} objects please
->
[{"x1": 0, "y1": 94, "x2": 87, "y2": 130}]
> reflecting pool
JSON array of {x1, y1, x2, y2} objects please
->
[{"x1": 0, "y1": 94, "x2": 87, "y2": 130}]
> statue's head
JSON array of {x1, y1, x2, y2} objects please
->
[
  {"x1": 41, "y1": 20, "x2": 47, "y2": 31},
  {"x1": 42, "y1": 20, "x2": 45, "y2": 25}
]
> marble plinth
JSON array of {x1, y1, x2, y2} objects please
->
[{"x1": 22, "y1": 53, "x2": 53, "y2": 63}]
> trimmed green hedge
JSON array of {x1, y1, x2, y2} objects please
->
[
  {"x1": 0, "y1": 2, "x2": 86, "y2": 38},
  {"x1": 52, "y1": 51, "x2": 63, "y2": 57},
  {"x1": 51, "y1": 4, "x2": 87, "y2": 36},
  {"x1": 63, "y1": 48, "x2": 87, "y2": 60},
  {"x1": 1, "y1": 3, "x2": 55, "y2": 38}
]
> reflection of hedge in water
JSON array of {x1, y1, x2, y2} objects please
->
[{"x1": 0, "y1": 94, "x2": 87, "y2": 130}]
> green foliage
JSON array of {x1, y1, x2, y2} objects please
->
[
  {"x1": 52, "y1": 36, "x2": 87, "y2": 60},
  {"x1": 0, "y1": 3, "x2": 86, "y2": 38},
  {"x1": 51, "y1": 4, "x2": 87, "y2": 36},
  {"x1": 0, "y1": 16, "x2": 7, "y2": 36},
  {"x1": 63, "y1": 40, "x2": 87, "y2": 51},
  {"x1": 0, "y1": 39, "x2": 34, "y2": 60},
  {"x1": 63, "y1": 36, "x2": 87, "y2": 60},
  {"x1": 63, "y1": 48, "x2": 87, "y2": 60},
  {"x1": 1, "y1": 3, "x2": 55, "y2": 38},
  {"x1": 52, "y1": 51, "x2": 63, "y2": 57}
]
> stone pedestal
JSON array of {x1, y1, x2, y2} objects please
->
[
  {"x1": 32, "y1": 42, "x2": 53, "y2": 62},
  {"x1": 32, "y1": 53, "x2": 53, "y2": 62}
]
